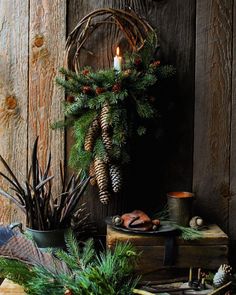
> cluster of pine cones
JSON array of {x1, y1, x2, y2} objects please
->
[{"x1": 84, "y1": 103, "x2": 122, "y2": 204}]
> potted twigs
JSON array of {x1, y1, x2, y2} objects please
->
[{"x1": 0, "y1": 138, "x2": 91, "y2": 248}]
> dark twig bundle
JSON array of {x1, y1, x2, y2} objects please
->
[
  {"x1": 64, "y1": 8, "x2": 157, "y2": 72},
  {"x1": 0, "y1": 138, "x2": 90, "y2": 230}
]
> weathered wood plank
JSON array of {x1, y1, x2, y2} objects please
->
[
  {"x1": 132, "y1": 0, "x2": 196, "y2": 194},
  {"x1": 106, "y1": 224, "x2": 228, "y2": 247},
  {"x1": 193, "y1": 0, "x2": 233, "y2": 232},
  {"x1": 136, "y1": 245, "x2": 228, "y2": 273},
  {"x1": 229, "y1": 0, "x2": 236, "y2": 265},
  {"x1": 0, "y1": 0, "x2": 29, "y2": 224},
  {"x1": 67, "y1": 0, "x2": 196, "y2": 234},
  {"x1": 107, "y1": 225, "x2": 228, "y2": 279},
  {"x1": 28, "y1": 0, "x2": 66, "y2": 195}
]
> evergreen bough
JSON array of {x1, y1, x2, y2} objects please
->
[
  {"x1": 0, "y1": 231, "x2": 139, "y2": 295},
  {"x1": 53, "y1": 35, "x2": 175, "y2": 202}
]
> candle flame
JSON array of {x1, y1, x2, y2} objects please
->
[{"x1": 116, "y1": 47, "x2": 120, "y2": 56}]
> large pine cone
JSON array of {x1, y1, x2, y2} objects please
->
[
  {"x1": 100, "y1": 103, "x2": 112, "y2": 156},
  {"x1": 100, "y1": 103, "x2": 110, "y2": 131},
  {"x1": 213, "y1": 264, "x2": 232, "y2": 288},
  {"x1": 102, "y1": 131, "x2": 113, "y2": 155},
  {"x1": 109, "y1": 164, "x2": 122, "y2": 193},
  {"x1": 94, "y1": 157, "x2": 110, "y2": 204},
  {"x1": 84, "y1": 117, "x2": 100, "y2": 151}
]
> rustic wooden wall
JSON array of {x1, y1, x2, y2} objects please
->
[{"x1": 1, "y1": 0, "x2": 236, "y2": 256}]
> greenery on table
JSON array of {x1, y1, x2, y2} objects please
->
[{"x1": 0, "y1": 231, "x2": 140, "y2": 295}]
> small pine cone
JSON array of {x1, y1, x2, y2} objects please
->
[
  {"x1": 89, "y1": 162, "x2": 96, "y2": 186},
  {"x1": 100, "y1": 103, "x2": 110, "y2": 131},
  {"x1": 134, "y1": 57, "x2": 142, "y2": 65},
  {"x1": 112, "y1": 83, "x2": 121, "y2": 93},
  {"x1": 109, "y1": 164, "x2": 122, "y2": 193},
  {"x1": 94, "y1": 157, "x2": 110, "y2": 204},
  {"x1": 82, "y1": 69, "x2": 90, "y2": 75},
  {"x1": 82, "y1": 85, "x2": 93, "y2": 94},
  {"x1": 96, "y1": 87, "x2": 105, "y2": 95},
  {"x1": 67, "y1": 95, "x2": 75, "y2": 103},
  {"x1": 213, "y1": 264, "x2": 232, "y2": 288},
  {"x1": 84, "y1": 117, "x2": 100, "y2": 151},
  {"x1": 150, "y1": 60, "x2": 161, "y2": 68}
]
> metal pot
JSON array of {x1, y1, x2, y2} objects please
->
[
  {"x1": 26, "y1": 228, "x2": 69, "y2": 250},
  {"x1": 167, "y1": 191, "x2": 194, "y2": 226},
  {"x1": 10, "y1": 223, "x2": 68, "y2": 250}
]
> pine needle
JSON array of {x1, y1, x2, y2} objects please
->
[{"x1": 154, "y1": 206, "x2": 203, "y2": 240}]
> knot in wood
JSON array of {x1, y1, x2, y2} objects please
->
[
  {"x1": 5, "y1": 95, "x2": 17, "y2": 110},
  {"x1": 33, "y1": 35, "x2": 44, "y2": 47}
]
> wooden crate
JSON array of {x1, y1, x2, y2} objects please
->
[
  {"x1": 0, "y1": 279, "x2": 26, "y2": 295},
  {"x1": 106, "y1": 224, "x2": 228, "y2": 280}
]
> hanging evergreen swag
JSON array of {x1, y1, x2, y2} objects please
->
[{"x1": 53, "y1": 8, "x2": 175, "y2": 204}]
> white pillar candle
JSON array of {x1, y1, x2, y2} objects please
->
[{"x1": 114, "y1": 47, "x2": 122, "y2": 72}]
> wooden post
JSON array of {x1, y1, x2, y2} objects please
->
[
  {"x1": 28, "y1": 0, "x2": 66, "y2": 195},
  {"x1": 193, "y1": 0, "x2": 233, "y2": 232},
  {"x1": 0, "y1": 0, "x2": 29, "y2": 224},
  {"x1": 229, "y1": 0, "x2": 236, "y2": 261}
]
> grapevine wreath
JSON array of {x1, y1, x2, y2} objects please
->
[{"x1": 54, "y1": 8, "x2": 175, "y2": 204}]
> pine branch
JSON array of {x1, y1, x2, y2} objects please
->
[
  {"x1": 0, "y1": 258, "x2": 34, "y2": 287},
  {"x1": 50, "y1": 118, "x2": 74, "y2": 130},
  {"x1": 0, "y1": 238, "x2": 140, "y2": 295},
  {"x1": 65, "y1": 229, "x2": 80, "y2": 259},
  {"x1": 80, "y1": 238, "x2": 95, "y2": 268},
  {"x1": 136, "y1": 100, "x2": 155, "y2": 119},
  {"x1": 155, "y1": 65, "x2": 176, "y2": 80}
]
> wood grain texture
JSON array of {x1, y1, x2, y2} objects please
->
[
  {"x1": 67, "y1": 0, "x2": 196, "y2": 233},
  {"x1": 132, "y1": 0, "x2": 196, "y2": 194},
  {"x1": 229, "y1": 1, "x2": 236, "y2": 243},
  {"x1": 0, "y1": 0, "x2": 28, "y2": 224},
  {"x1": 106, "y1": 224, "x2": 229, "y2": 246},
  {"x1": 135, "y1": 245, "x2": 228, "y2": 272},
  {"x1": 107, "y1": 225, "x2": 228, "y2": 279},
  {"x1": 28, "y1": 0, "x2": 66, "y2": 196},
  {"x1": 193, "y1": 0, "x2": 233, "y2": 232}
]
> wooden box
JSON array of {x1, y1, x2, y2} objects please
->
[{"x1": 106, "y1": 224, "x2": 228, "y2": 280}]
